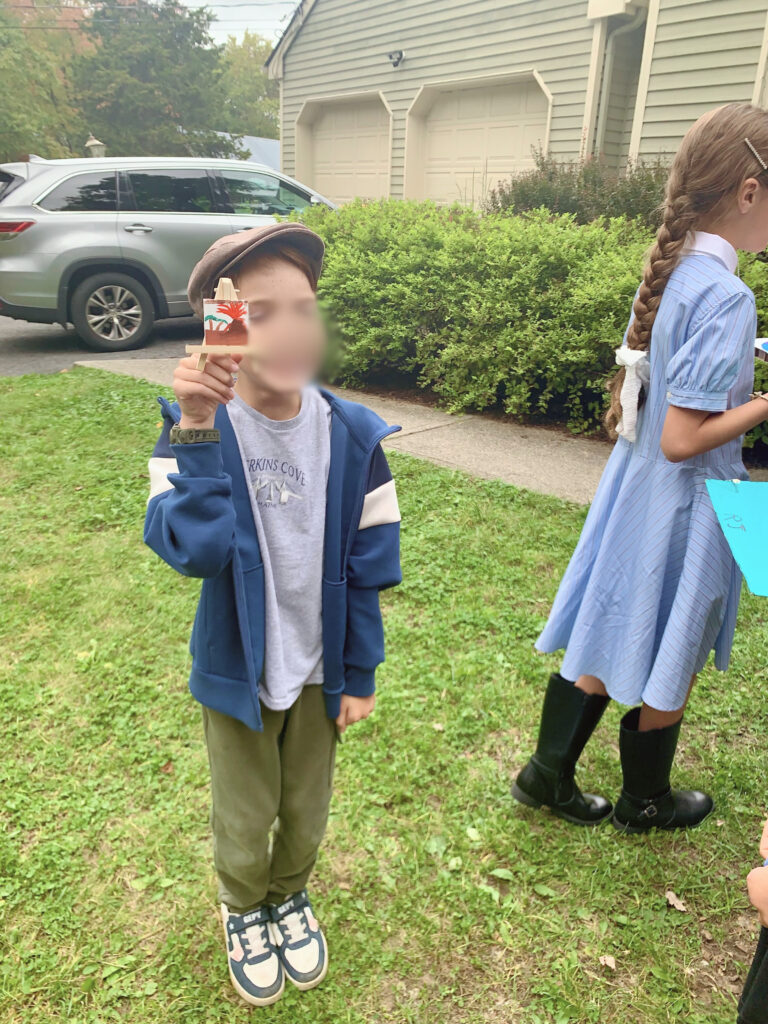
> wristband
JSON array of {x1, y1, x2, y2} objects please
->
[
  {"x1": 170, "y1": 425, "x2": 221, "y2": 445},
  {"x1": 751, "y1": 392, "x2": 768, "y2": 404}
]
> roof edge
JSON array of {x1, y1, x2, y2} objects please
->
[{"x1": 265, "y1": 0, "x2": 318, "y2": 77}]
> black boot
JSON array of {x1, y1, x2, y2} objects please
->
[
  {"x1": 612, "y1": 707, "x2": 713, "y2": 833},
  {"x1": 512, "y1": 673, "x2": 612, "y2": 826}
]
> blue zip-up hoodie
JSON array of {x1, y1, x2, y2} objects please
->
[{"x1": 144, "y1": 389, "x2": 402, "y2": 731}]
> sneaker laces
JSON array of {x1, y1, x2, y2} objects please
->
[
  {"x1": 240, "y1": 921, "x2": 271, "y2": 961},
  {"x1": 282, "y1": 911, "x2": 309, "y2": 946}
]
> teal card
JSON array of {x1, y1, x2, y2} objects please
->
[{"x1": 706, "y1": 479, "x2": 768, "y2": 597}]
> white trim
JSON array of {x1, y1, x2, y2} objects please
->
[
  {"x1": 279, "y1": 79, "x2": 285, "y2": 174},
  {"x1": 588, "y1": 0, "x2": 645, "y2": 16},
  {"x1": 148, "y1": 457, "x2": 178, "y2": 502},
  {"x1": 627, "y1": 0, "x2": 660, "y2": 165},
  {"x1": 359, "y1": 479, "x2": 400, "y2": 531},
  {"x1": 752, "y1": 9, "x2": 768, "y2": 106},
  {"x1": 581, "y1": 19, "x2": 608, "y2": 160},
  {"x1": 294, "y1": 90, "x2": 393, "y2": 200},
  {"x1": 403, "y1": 69, "x2": 553, "y2": 202}
]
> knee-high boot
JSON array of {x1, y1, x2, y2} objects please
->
[
  {"x1": 512, "y1": 673, "x2": 612, "y2": 826},
  {"x1": 612, "y1": 707, "x2": 713, "y2": 833}
]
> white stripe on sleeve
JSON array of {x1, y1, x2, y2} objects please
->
[
  {"x1": 359, "y1": 478, "x2": 400, "y2": 530},
  {"x1": 148, "y1": 457, "x2": 179, "y2": 502}
]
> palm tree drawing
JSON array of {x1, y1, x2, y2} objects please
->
[{"x1": 203, "y1": 300, "x2": 249, "y2": 344}]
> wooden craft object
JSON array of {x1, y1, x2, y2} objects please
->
[
  {"x1": 756, "y1": 338, "x2": 768, "y2": 363},
  {"x1": 186, "y1": 278, "x2": 251, "y2": 369}
]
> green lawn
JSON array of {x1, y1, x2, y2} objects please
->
[{"x1": 1, "y1": 368, "x2": 766, "y2": 1024}]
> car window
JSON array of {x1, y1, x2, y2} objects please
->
[
  {"x1": 219, "y1": 169, "x2": 311, "y2": 216},
  {"x1": 38, "y1": 171, "x2": 118, "y2": 212},
  {"x1": 126, "y1": 169, "x2": 214, "y2": 213},
  {"x1": 0, "y1": 171, "x2": 24, "y2": 204}
]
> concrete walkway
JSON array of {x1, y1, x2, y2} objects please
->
[{"x1": 75, "y1": 357, "x2": 768, "y2": 504}]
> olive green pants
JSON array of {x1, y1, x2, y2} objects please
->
[{"x1": 202, "y1": 684, "x2": 337, "y2": 913}]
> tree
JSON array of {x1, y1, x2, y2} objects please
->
[
  {"x1": 73, "y1": 0, "x2": 244, "y2": 157},
  {"x1": 0, "y1": 2, "x2": 85, "y2": 161},
  {"x1": 220, "y1": 31, "x2": 279, "y2": 140}
]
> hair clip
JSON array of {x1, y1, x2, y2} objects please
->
[{"x1": 745, "y1": 137, "x2": 768, "y2": 171}]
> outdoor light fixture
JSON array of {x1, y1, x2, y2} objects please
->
[
  {"x1": 387, "y1": 50, "x2": 404, "y2": 67},
  {"x1": 85, "y1": 134, "x2": 106, "y2": 158}
]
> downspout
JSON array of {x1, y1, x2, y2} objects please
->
[{"x1": 594, "y1": 8, "x2": 648, "y2": 158}]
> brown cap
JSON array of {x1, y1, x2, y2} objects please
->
[{"x1": 187, "y1": 222, "x2": 325, "y2": 318}]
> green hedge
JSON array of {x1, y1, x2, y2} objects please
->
[{"x1": 298, "y1": 200, "x2": 768, "y2": 446}]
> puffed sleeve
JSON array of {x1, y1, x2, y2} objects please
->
[{"x1": 665, "y1": 292, "x2": 756, "y2": 412}]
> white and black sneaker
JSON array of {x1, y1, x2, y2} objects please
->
[
  {"x1": 221, "y1": 903, "x2": 285, "y2": 1006},
  {"x1": 270, "y1": 890, "x2": 328, "y2": 990}
]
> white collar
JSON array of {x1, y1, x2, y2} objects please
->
[{"x1": 681, "y1": 231, "x2": 738, "y2": 274}]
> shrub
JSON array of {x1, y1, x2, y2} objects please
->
[
  {"x1": 300, "y1": 200, "x2": 648, "y2": 433},
  {"x1": 483, "y1": 150, "x2": 669, "y2": 231},
  {"x1": 298, "y1": 200, "x2": 767, "y2": 448}
]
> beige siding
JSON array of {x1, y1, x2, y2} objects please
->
[
  {"x1": 600, "y1": 23, "x2": 644, "y2": 167},
  {"x1": 278, "y1": 0, "x2": 595, "y2": 198},
  {"x1": 637, "y1": 0, "x2": 767, "y2": 160}
]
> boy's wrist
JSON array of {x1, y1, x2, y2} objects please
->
[
  {"x1": 179, "y1": 414, "x2": 216, "y2": 430},
  {"x1": 171, "y1": 424, "x2": 221, "y2": 444}
]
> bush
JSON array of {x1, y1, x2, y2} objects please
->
[
  {"x1": 739, "y1": 252, "x2": 768, "y2": 448},
  {"x1": 483, "y1": 150, "x2": 669, "y2": 231},
  {"x1": 300, "y1": 200, "x2": 648, "y2": 433},
  {"x1": 298, "y1": 199, "x2": 768, "y2": 447}
]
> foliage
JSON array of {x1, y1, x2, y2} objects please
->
[
  {"x1": 301, "y1": 200, "x2": 768, "y2": 447},
  {"x1": 72, "y1": 0, "x2": 244, "y2": 158},
  {"x1": 483, "y1": 150, "x2": 670, "y2": 231},
  {"x1": 301, "y1": 200, "x2": 647, "y2": 434},
  {"x1": 0, "y1": 2, "x2": 279, "y2": 161},
  {"x1": 1, "y1": 368, "x2": 765, "y2": 1024},
  {"x1": 220, "y1": 31, "x2": 279, "y2": 141},
  {"x1": 0, "y1": 1, "x2": 85, "y2": 162}
]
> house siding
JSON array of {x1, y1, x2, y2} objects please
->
[
  {"x1": 279, "y1": 0, "x2": 596, "y2": 198},
  {"x1": 600, "y1": 23, "x2": 644, "y2": 166},
  {"x1": 637, "y1": 0, "x2": 768, "y2": 160}
]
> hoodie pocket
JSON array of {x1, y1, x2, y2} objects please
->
[{"x1": 321, "y1": 576, "x2": 347, "y2": 692}]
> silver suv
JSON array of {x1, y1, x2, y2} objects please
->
[{"x1": 0, "y1": 157, "x2": 333, "y2": 351}]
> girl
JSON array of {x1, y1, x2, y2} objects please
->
[{"x1": 513, "y1": 103, "x2": 768, "y2": 833}]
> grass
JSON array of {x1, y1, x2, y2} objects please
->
[{"x1": 0, "y1": 367, "x2": 766, "y2": 1024}]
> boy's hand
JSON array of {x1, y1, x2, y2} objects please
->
[
  {"x1": 747, "y1": 866, "x2": 768, "y2": 927},
  {"x1": 173, "y1": 353, "x2": 241, "y2": 429},
  {"x1": 760, "y1": 818, "x2": 768, "y2": 860},
  {"x1": 335, "y1": 694, "x2": 375, "y2": 735}
]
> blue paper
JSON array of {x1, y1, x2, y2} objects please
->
[{"x1": 706, "y1": 479, "x2": 768, "y2": 597}]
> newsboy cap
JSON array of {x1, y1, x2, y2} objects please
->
[{"x1": 187, "y1": 222, "x2": 325, "y2": 318}]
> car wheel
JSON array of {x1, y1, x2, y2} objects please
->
[{"x1": 71, "y1": 273, "x2": 155, "y2": 352}]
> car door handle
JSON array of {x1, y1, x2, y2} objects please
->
[{"x1": 123, "y1": 223, "x2": 153, "y2": 233}]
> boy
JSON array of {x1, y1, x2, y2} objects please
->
[
  {"x1": 144, "y1": 223, "x2": 402, "y2": 1006},
  {"x1": 740, "y1": 817, "x2": 768, "y2": 1023}
]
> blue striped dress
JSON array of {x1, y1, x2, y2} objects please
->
[{"x1": 536, "y1": 232, "x2": 757, "y2": 711}]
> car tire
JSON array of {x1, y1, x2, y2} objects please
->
[{"x1": 71, "y1": 273, "x2": 155, "y2": 352}]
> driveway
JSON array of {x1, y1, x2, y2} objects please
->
[{"x1": 0, "y1": 316, "x2": 199, "y2": 376}]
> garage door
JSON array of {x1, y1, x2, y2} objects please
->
[
  {"x1": 308, "y1": 98, "x2": 390, "y2": 203},
  {"x1": 422, "y1": 80, "x2": 548, "y2": 204}
]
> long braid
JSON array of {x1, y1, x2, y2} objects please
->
[{"x1": 605, "y1": 179, "x2": 697, "y2": 436}]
